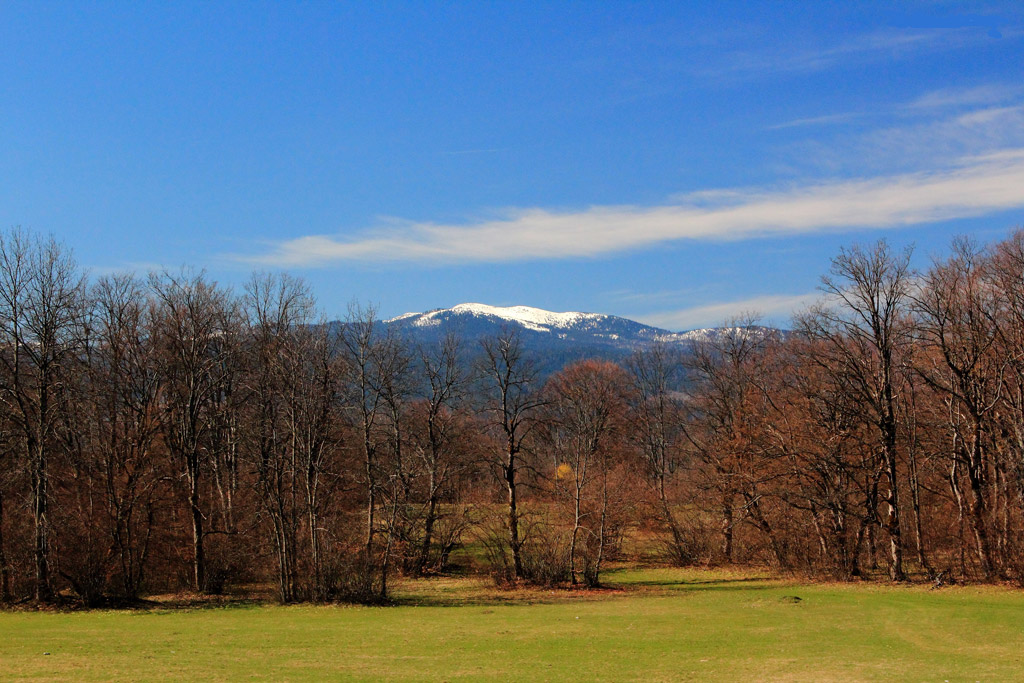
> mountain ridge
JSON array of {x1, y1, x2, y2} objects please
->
[
  {"x1": 379, "y1": 303, "x2": 774, "y2": 376},
  {"x1": 384, "y1": 302, "x2": 730, "y2": 341}
]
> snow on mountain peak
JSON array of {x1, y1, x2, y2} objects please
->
[{"x1": 387, "y1": 303, "x2": 606, "y2": 333}]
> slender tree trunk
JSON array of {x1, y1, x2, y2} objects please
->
[
  {"x1": 306, "y1": 476, "x2": 321, "y2": 599},
  {"x1": 418, "y1": 487, "x2": 439, "y2": 575},
  {"x1": 30, "y1": 437, "x2": 52, "y2": 602},
  {"x1": 966, "y1": 431, "x2": 994, "y2": 579},
  {"x1": 569, "y1": 482, "x2": 582, "y2": 585},
  {"x1": 883, "y1": 439, "x2": 905, "y2": 581},
  {"x1": 0, "y1": 488, "x2": 10, "y2": 603},
  {"x1": 850, "y1": 516, "x2": 866, "y2": 578},
  {"x1": 273, "y1": 515, "x2": 290, "y2": 602},
  {"x1": 867, "y1": 522, "x2": 879, "y2": 570},
  {"x1": 747, "y1": 495, "x2": 787, "y2": 569},
  {"x1": 379, "y1": 489, "x2": 401, "y2": 600},
  {"x1": 189, "y1": 460, "x2": 205, "y2": 591},
  {"x1": 657, "y1": 475, "x2": 688, "y2": 564},
  {"x1": 506, "y1": 451, "x2": 523, "y2": 580},
  {"x1": 593, "y1": 470, "x2": 610, "y2": 587},
  {"x1": 721, "y1": 492, "x2": 734, "y2": 563},
  {"x1": 364, "y1": 428, "x2": 375, "y2": 563},
  {"x1": 907, "y1": 444, "x2": 932, "y2": 575}
]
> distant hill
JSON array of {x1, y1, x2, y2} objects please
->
[{"x1": 375, "y1": 303, "x2": 776, "y2": 377}]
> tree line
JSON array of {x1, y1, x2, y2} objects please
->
[{"x1": 1, "y1": 227, "x2": 1024, "y2": 605}]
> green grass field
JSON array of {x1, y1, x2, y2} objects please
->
[{"x1": 3, "y1": 567, "x2": 1023, "y2": 681}]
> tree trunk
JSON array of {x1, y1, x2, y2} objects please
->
[
  {"x1": 31, "y1": 438, "x2": 52, "y2": 603},
  {"x1": 418, "y1": 490, "x2": 439, "y2": 575},
  {"x1": 966, "y1": 431, "x2": 994, "y2": 579},
  {"x1": 906, "y1": 444, "x2": 932, "y2": 575},
  {"x1": 506, "y1": 455, "x2": 523, "y2": 580},
  {"x1": 306, "y1": 480, "x2": 322, "y2": 600},
  {"x1": 569, "y1": 484, "x2": 582, "y2": 585},
  {"x1": 721, "y1": 493, "x2": 734, "y2": 563},
  {"x1": 0, "y1": 489, "x2": 10, "y2": 603},
  {"x1": 189, "y1": 464, "x2": 205, "y2": 592},
  {"x1": 884, "y1": 455, "x2": 904, "y2": 581}
]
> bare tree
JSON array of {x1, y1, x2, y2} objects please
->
[
  {"x1": 293, "y1": 320, "x2": 343, "y2": 600},
  {"x1": 371, "y1": 333, "x2": 413, "y2": 600},
  {"x1": 339, "y1": 302, "x2": 411, "y2": 598},
  {"x1": 149, "y1": 269, "x2": 235, "y2": 592},
  {"x1": 544, "y1": 359, "x2": 629, "y2": 586},
  {"x1": 79, "y1": 274, "x2": 164, "y2": 600},
  {"x1": 0, "y1": 229, "x2": 87, "y2": 602},
  {"x1": 683, "y1": 319, "x2": 786, "y2": 567},
  {"x1": 626, "y1": 344, "x2": 690, "y2": 563},
  {"x1": 798, "y1": 241, "x2": 914, "y2": 581},
  {"x1": 408, "y1": 334, "x2": 471, "y2": 575},
  {"x1": 478, "y1": 330, "x2": 544, "y2": 581},
  {"x1": 912, "y1": 239, "x2": 1004, "y2": 578},
  {"x1": 765, "y1": 335, "x2": 872, "y2": 577},
  {"x1": 242, "y1": 272, "x2": 315, "y2": 601}
]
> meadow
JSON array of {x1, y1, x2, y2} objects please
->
[{"x1": 3, "y1": 567, "x2": 1023, "y2": 681}]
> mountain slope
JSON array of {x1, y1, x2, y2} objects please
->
[
  {"x1": 385, "y1": 303, "x2": 676, "y2": 347},
  {"x1": 381, "y1": 303, "x2": 771, "y2": 375}
]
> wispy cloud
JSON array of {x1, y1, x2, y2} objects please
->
[
  {"x1": 710, "y1": 26, "x2": 1000, "y2": 80},
  {"x1": 768, "y1": 83, "x2": 1023, "y2": 134},
  {"x1": 778, "y1": 94, "x2": 1024, "y2": 178},
  {"x1": 765, "y1": 112, "x2": 865, "y2": 131},
  {"x1": 635, "y1": 292, "x2": 823, "y2": 330},
  {"x1": 605, "y1": 287, "x2": 707, "y2": 307},
  {"x1": 852, "y1": 103, "x2": 1024, "y2": 171},
  {"x1": 906, "y1": 83, "x2": 1024, "y2": 110},
  {"x1": 239, "y1": 149, "x2": 1024, "y2": 267}
]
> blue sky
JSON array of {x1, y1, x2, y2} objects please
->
[{"x1": 3, "y1": 1, "x2": 1024, "y2": 329}]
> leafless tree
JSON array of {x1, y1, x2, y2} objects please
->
[
  {"x1": 79, "y1": 274, "x2": 164, "y2": 600},
  {"x1": 149, "y1": 269, "x2": 235, "y2": 592},
  {"x1": 408, "y1": 334, "x2": 471, "y2": 575},
  {"x1": 544, "y1": 359, "x2": 629, "y2": 586},
  {"x1": 242, "y1": 272, "x2": 315, "y2": 601},
  {"x1": 626, "y1": 344, "x2": 691, "y2": 563},
  {"x1": 478, "y1": 330, "x2": 545, "y2": 581},
  {"x1": 0, "y1": 229, "x2": 87, "y2": 601},
  {"x1": 339, "y1": 302, "x2": 412, "y2": 598},
  {"x1": 292, "y1": 321, "x2": 343, "y2": 601},
  {"x1": 798, "y1": 241, "x2": 914, "y2": 581},
  {"x1": 683, "y1": 318, "x2": 787, "y2": 567},
  {"x1": 912, "y1": 239, "x2": 1005, "y2": 578},
  {"x1": 374, "y1": 333, "x2": 413, "y2": 599}
]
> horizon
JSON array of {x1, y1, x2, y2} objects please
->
[{"x1": 4, "y1": 2, "x2": 1024, "y2": 329}]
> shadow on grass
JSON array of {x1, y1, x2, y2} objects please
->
[
  {"x1": 389, "y1": 572, "x2": 786, "y2": 608},
  {"x1": 2, "y1": 571, "x2": 790, "y2": 613},
  {"x1": 605, "y1": 576, "x2": 783, "y2": 597},
  {"x1": 0, "y1": 595, "x2": 271, "y2": 614},
  {"x1": 389, "y1": 593, "x2": 567, "y2": 608}
]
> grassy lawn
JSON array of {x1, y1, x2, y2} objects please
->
[{"x1": 2, "y1": 567, "x2": 1023, "y2": 681}]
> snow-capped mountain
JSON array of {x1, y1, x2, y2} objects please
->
[
  {"x1": 388, "y1": 303, "x2": 609, "y2": 334},
  {"x1": 385, "y1": 302, "x2": 693, "y2": 345},
  {"x1": 381, "y1": 303, "x2": 774, "y2": 375},
  {"x1": 386, "y1": 303, "x2": 670, "y2": 343}
]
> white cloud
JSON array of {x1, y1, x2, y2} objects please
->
[
  {"x1": 767, "y1": 83, "x2": 1023, "y2": 132},
  {"x1": 710, "y1": 27, "x2": 1000, "y2": 80},
  {"x1": 776, "y1": 89, "x2": 1024, "y2": 176},
  {"x1": 634, "y1": 292, "x2": 823, "y2": 331},
  {"x1": 906, "y1": 84, "x2": 1024, "y2": 110},
  {"x1": 240, "y1": 149, "x2": 1024, "y2": 267},
  {"x1": 765, "y1": 112, "x2": 865, "y2": 131}
]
